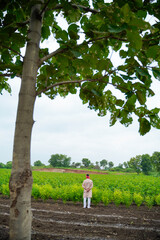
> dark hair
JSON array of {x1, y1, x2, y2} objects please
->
[{"x1": 86, "y1": 174, "x2": 89, "y2": 176}]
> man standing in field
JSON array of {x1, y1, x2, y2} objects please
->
[{"x1": 82, "y1": 174, "x2": 93, "y2": 208}]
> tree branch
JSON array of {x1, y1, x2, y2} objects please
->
[
  {"x1": 0, "y1": 72, "x2": 21, "y2": 78},
  {"x1": 35, "y1": 72, "x2": 118, "y2": 96},
  {"x1": 0, "y1": 73, "x2": 13, "y2": 77},
  {"x1": 0, "y1": 44, "x2": 24, "y2": 58},
  {"x1": 38, "y1": 47, "x2": 68, "y2": 66},
  {"x1": 52, "y1": 3, "x2": 99, "y2": 14},
  {"x1": 40, "y1": 0, "x2": 51, "y2": 16}
]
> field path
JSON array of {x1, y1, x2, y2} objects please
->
[{"x1": 0, "y1": 198, "x2": 160, "y2": 240}]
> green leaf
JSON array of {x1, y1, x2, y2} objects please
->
[
  {"x1": 108, "y1": 24, "x2": 127, "y2": 33},
  {"x1": 121, "y1": 4, "x2": 131, "y2": 23},
  {"x1": 56, "y1": 30, "x2": 68, "y2": 42},
  {"x1": 68, "y1": 24, "x2": 79, "y2": 40},
  {"x1": 119, "y1": 50, "x2": 128, "y2": 58},
  {"x1": 139, "y1": 118, "x2": 151, "y2": 135},
  {"x1": 152, "y1": 69, "x2": 160, "y2": 81},
  {"x1": 41, "y1": 25, "x2": 50, "y2": 40},
  {"x1": 126, "y1": 94, "x2": 137, "y2": 110},
  {"x1": 116, "y1": 99, "x2": 124, "y2": 107},
  {"x1": 120, "y1": 74, "x2": 136, "y2": 80},
  {"x1": 135, "y1": 67, "x2": 150, "y2": 77},
  {"x1": 136, "y1": 90, "x2": 146, "y2": 105},
  {"x1": 71, "y1": 50, "x2": 81, "y2": 58},
  {"x1": 146, "y1": 46, "x2": 160, "y2": 59},
  {"x1": 91, "y1": 89, "x2": 102, "y2": 97},
  {"x1": 127, "y1": 31, "x2": 142, "y2": 50},
  {"x1": 136, "y1": 10, "x2": 147, "y2": 19}
]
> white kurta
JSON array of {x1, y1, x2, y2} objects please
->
[{"x1": 82, "y1": 178, "x2": 93, "y2": 198}]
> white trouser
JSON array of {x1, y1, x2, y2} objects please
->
[{"x1": 83, "y1": 197, "x2": 91, "y2": 208}]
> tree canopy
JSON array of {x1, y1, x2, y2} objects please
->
[
  {"x1": 1, "y1": 0, "x2": 160, "y2": 135},
  {"x1": 49, "y1": 153, "x2": 71, "y2": 167}
]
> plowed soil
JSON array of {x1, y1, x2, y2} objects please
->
[{"x1": 0, "y1": 197, "x2": 160, "y2": 240}]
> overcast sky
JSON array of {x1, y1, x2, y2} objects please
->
[{"x1": 1, "y1": 74, "x2": 160, "y2": 166}]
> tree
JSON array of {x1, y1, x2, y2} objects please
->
[
  {"x1": 5, "y1": 161, "x2": 12, "y2": 169},
  {"x1": 82, "y1": 158, "x2": 91, "y2": 168},
  {"x1": 141, "y1": 154, "x2": 152, "y2": 175},
  {"x1": 128, "y1": 155, "x2": 142, "y2": 174},
  {"x1": 48, "y1": 154, "x2": 71, "y2": 168},
  {"x1": 1, "y1": 0, "x2": 160, "y2": 239},
  {"x1": 108, "y1": 161, "x2": 114, "y2": 169},
  {"x1": 151, "y1": 152, "x2": 160, "y2": 172},
  {"x1": 123, "y1": 161, "x2": 129, "y2": 168},
  {"x1": 33, "y1": 160, "x2": 45, "y2": 167},
  {"x1": 100, "y1": 159, "x2": 108, "y2": 169},
  {"x1": 94, "y1": 161, "x2": 100, "y2": 170},
  {"x1": 118, "y1": 163, "x2": 123, "y2": 169},
  {"x1": 75, "y1": 162, "x2": 81, "y2": 168},
  {"x1": 0, "y1": 162, "x2": 6, "y2": 168}
]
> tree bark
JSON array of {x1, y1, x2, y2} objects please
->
[{"x1": 9, "y1": 3, "x2": 42, "y2": 240}]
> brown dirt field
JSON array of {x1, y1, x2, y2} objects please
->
[
  {"x1": 0, "y1": 197, "x2": 160, "y2": 240},
  {"x1": 33, "y1": 168, "x2": 108, "y2": 175}
]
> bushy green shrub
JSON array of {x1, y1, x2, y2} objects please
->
[
  {"x1": 133, "y1": 193, "x2": 143, "y2": 207},
  {"x1": 145, "y1": 195, "x2": 155, "y2": 208},
  {"x1": 102, "y1": 190, "x2": 113, "y2": 206},
  {"x1": 122, "y1": 191, "x2": 132, "y2": 207},
  {"x1": 1, "y1": 184, "x2": 10, "y2": 196},
  {"x1": 113, "y1": 189, "x2": 123, "y2": 206},
  {"x1": 155, "y1": 194, "x2": 160, "y2": 205},
  {"x1": 92, "y1": 188, "x2": 102, "y2": 205},
  {"x1": 32, "y1": 184, "x2": 41, "y2": 199}
]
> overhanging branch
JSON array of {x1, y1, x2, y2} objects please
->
[
  {"x1": 1, "y1": 44, "x2": 24, "y2": 58},
  {"x1": 36, "y1": 73, "x2": 115, "y2": 96},
  {"x1": 52, "y1": 3, "x2": 99, "y2": 14},
  {"x1": 38, "y1": 47, "x2": 68, "y2": 66}
]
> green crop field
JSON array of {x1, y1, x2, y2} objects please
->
[{"x1": 0, "y1": 169, "x2": 160, "y2": 208}]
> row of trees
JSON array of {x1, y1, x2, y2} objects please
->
[
  {"x1": 126, "y1": 151, "x2": 160, "y2": 175},
  {"x1": 33, "y1": 151, "x2": 160, "y2": 175},
  {"x1": 33, "y1": 154, "x2": 114, "y2": 170},
  {"x1": 1, "y1": 152, "x2": 159, "y2": 175},
  {"x1": 0, "y1": 161, "x2": 12, "y2": 169}
]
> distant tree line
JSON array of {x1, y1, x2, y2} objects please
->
[
  {"x1": 126, "y1": 152, "x2": 160, "y2": 175},
  {"x1": 1, "y1": 152, "x2": 160, "y2": 175},
  {"x1": 32, "y1": 154, "x2": 114, "y2": 170},
  {"x1": 0, "y1": 161, "x2": 12, "y2": 169}
]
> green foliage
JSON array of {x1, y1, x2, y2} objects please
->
[
  {"x1": 0, "y1": 1, "x2": 160, "y2": 134},
  {"x1": 102, "y1": 190, "x2": 113, "y2": 206},
  {"x1": 34, "y1": 160, "x2": 45, "y2": 167},
  {"x1": 0, "y1": 163, "x2": 6, "y2": 168},
  {"x1": 151, "y1": 152, "x2": 160, "y2": 172},
  {"x1": 92, "y1": 188, "x2": 102, "y2": 205},
  {"x1": 128, "y1": 156, "x2": 141, "y2": 174},
  {"x1": 1, "y1": 169, "x2": 160, "y2": 207},
  {"x1": 113, "y1": 189, "x2": 123, "y2": 206},
  {"x1": 133, "y1": 193, "x2": 143, "y2": 207},
  {"x1": 1, "y1": 184, "x2": 10, "y2": 196},
  {"x1": 82, "y1": 158, "x2": 91, "y2": 168},
  {"x1": 48, "y1": 154, "x2": 71, "y2": 168},
  {"x1": 141, "y1": 154, "x2": 152, "y2": 175},
  {"x1": 145, "y1": 195, "x2": 155, "y2": 208},
  {"x1": 122, "y1": 191, "x2": 132, "y2": 207},
  {"x1": 5, "y1": 161, "x2": 12, "y2": 169},
  {"x1": 155, "y1": 194, "x2": 160, "y2": 206}
]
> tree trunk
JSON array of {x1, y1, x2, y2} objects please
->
[{"x1": 9, "y1": 4, "x2": 42, "y2": 240}]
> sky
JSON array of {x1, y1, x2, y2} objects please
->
[
  {"x1": 0, "y1": 75, "x2": 160, "y2": 167},
  {"x1": 0, "y1": 11, "x2": 160, "y2": 167}
]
